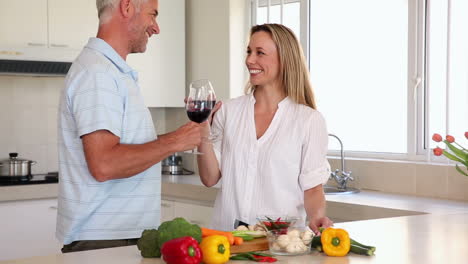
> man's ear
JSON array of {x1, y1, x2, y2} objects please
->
[{"x1": 120, "y1": 0, "x2": 133, "y2": 18}]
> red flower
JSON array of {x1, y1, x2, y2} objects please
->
[
  {"x1": 446, "y1": 135, "x2": 455, "y2": 143},
  {"x1": 433, "y1": 147, "x2": 444, "y2": 156},
  {"x1": 432, "y1": 133, "x2": 443, "y2": 142},
  {"x1": 465, "y1": 131, "x2": 468, "y2": 139}
]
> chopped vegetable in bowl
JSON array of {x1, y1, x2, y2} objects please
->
[
  {"x1": 266, "y1": 227, "x2": 314, "y2": 256},
  {"x1": 256, "y1": 215, "x2": 299, "y2": 232}
]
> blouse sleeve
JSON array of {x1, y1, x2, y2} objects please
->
[
  {"x1": 211, "y1": 103, "x2": 226, "y2": 166},
  {"x1": 299, "y1": 110, "x2": 331, "y2": 191}
]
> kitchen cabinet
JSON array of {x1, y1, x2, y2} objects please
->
[
  {"x1": 173, "y1": 201, "x2": 213, "y2": 227},
  {"x1": 0, "y1": 0, "x2": 97, "y2": 50},
  {"x1": 48, "y1": 0, "x2": 98, "y2": 50},
  {"x1": 127, "y1": 0, "x2": 185, "y2": 107},
  {"x1": 0, "y1": 0, "x2": 48, "y2": 47},
  {"x1": 161, "y1": 199, "x2": 175, "y2": 223},
  {"x1": 161, "y1": 199, "x2": 213, "y2": 227},
  {"x1": 0, "y1": 198, "x2": 61, "y2": 261}
]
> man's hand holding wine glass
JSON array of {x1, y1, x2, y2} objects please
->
[{"x1": 158, "y1": 122, "x2": 203, "y2": 152}]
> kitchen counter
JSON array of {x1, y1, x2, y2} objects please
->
[
  {"x1": 161, "y1": 175, "x2": 468, "y2": 215},
  {"x1": 3, "y1": 212, "x2": 468, "y2": 264},
  {"x1": 2, "y1": 174, "x2": 468, "y2": 215},
  {"x1": 0, "y1": 183, "x2": 58, "y2": 202}
]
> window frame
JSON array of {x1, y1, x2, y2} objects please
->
[{"x1": 249, "y1": 0, "x2": 464, "y2": 163}]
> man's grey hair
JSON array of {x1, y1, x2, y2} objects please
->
[{"x1": 96, "y1": 0, "x2": 148, "y2": 24}]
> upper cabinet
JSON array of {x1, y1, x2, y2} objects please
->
[
  {"x1": 0, "y1": 0, "x2": 97, "y2": 50},
  {"x1": 127, "y1": 0, "x2": 185, "y2": 107},
  {"x1": 48, "y1": 0, "x2": 98, "y2": 50},
  {"x1": 0, "y1": 0, "x2": 48, "y2": 47},
  {"x1": 0, "y1": 0, "x2": 183, "y2": 107}
]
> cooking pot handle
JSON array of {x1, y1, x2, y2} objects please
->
[{"x1": 30, "y1": 161, "x2": 37, "y2": 165}]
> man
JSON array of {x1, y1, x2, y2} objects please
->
[{"x1": 56, "y1": 0, "x2": 202, "y2": 253}]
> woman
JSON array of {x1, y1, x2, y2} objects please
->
[{"x1": 198, "y1": 24, "x2": 332, "y2": 235}]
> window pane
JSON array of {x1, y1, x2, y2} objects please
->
[
  {"x1": 256, "y1": 6, "x2": 267, "y2": 24},
  {"x1": 427, "y1": 0, "x2": 448, "y2": 149},
  {"x1": 309, "y1": 0, "x2": 408, "y2": 153},
  {"x1": 428, "y1": 0, "x2": 468, "y2": 150},
  {"x1": 283, "y1": 3, "x2": 300, "y2": 40},
  {"x1": 256, "y1": 1, "x2": 301, "y2": 39},
  {"x1": 448, "y1": 0, "x2": 468, "y2": 149}
]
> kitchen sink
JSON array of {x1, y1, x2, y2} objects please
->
[{"x1": 324, "y1": 185, "x2": 360, "y2": 195}]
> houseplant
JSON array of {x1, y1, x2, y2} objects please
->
[{"x1": 432, "y1": 132, "x2": 468, "y2": 176}]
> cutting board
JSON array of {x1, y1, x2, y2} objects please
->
[{"x1": 230, "y1": 237, "x2": 269, "y2": 253}]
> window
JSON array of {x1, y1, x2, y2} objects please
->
[
  {"x1": 254, "y1": 0, "x2": 301, "y2": 39},
  {"x1": 252, "y1": 0, "x2": 468, "y2": 160},
  {"x1": 426, "y1": 0, "x2": 468, "y2": 150},
  {"x1": 309, "y1": 0, "x2": 409, "y2": 154}
]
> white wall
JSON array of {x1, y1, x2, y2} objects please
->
[{"x1": 186, "y1": 0, "x2": 250, "y2": 100}]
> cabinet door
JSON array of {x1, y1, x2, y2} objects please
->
[
  {"x1": 48, "y1": 0, "x2": 98, "y2": 50},
  {"x1": 127, "y1": 0, "x2": 185, "y2": 107},
  {"x1": 0, "y1": 199, "x2": 61, "y2": 261},
  {"x1": 174, "y1": 201, "x2": 213, "y2": 227},
  {"x1": 161, "y1": 199, "x2": 175, "y2": 223},
  {"x1": 0, "y1": 0, "x2": 48, "y2": 47}
]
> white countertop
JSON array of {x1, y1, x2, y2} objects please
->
[
  {"x1": 3, "y1": 212, "x2": 468, "y2": 264},
  {"x1": 0, "y1": 183, "x2": 58, "y2": 202},
  {"x1": 3, "y1": 174, "x2": 467, "y2": 216},
  {"x1": 162, "y1": 175, "x2": 468, "y2": 215}
]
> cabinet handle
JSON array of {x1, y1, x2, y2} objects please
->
[
  {"x1": 191, "y1": 220, "x2": 202, "y2": 225},
  {"x1": 50, "y1": 44, "x2": 69, "y2": 48},
  {"x1": 161, "y1": 203, "x2": 171, "y2": 208},
  {"x1": 27, "y1": 42, "x2": 46, "y2": 47}
]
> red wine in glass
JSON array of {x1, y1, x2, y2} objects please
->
[{"x1": 187, "y1": 100, "x2": 216, "y2": 123}]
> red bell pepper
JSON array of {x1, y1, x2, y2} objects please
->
[{"x1": 161, "y1": 236, "x2": 203, "y2": 264}]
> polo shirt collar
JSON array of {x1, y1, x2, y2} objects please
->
[{"x1": 85, "y1": 37, "x2": 138, "y2": 80}]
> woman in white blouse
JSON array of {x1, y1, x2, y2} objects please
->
[{"x1": 197, "y1": 23, "x2": 333, "y2": 234}]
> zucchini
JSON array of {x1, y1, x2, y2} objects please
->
[
  {"x1": 351, "y1": 238, "x2": 376, "y2": 252},
  {"x1": 350, "y1": 244, "x2": 374, "y2": 256},
  {"x1": 310, "y1": 235, "x2": 376, "y2": 256},
  {"x1": 311, "y1": 236, "x2": 322, "y2": 248}
]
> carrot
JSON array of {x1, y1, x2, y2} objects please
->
[
  {"x1": 233, "y1": 236, "x2": 244, "y2": 245},
  {"x1": 201, "y1": 227, "x2": 235, "y2": 245}
]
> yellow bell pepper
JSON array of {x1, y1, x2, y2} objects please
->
[
  {"x1": 320, "y1": 227, "x2": 351, "y2": 257},
  {"x1": 200, "y1": 235, "x2": 230, "y2": 264}
]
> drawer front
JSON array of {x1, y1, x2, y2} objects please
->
[{"x1": 174, "y1": 201, "x2": 213, "y2": 227}]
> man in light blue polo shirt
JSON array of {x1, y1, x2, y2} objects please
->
[{"x1": 56, "y1": 0, "x2": 203, "y2": 253}]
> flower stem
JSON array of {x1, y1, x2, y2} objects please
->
[{"x1": 453, "y1": 142, "x2": 467, "y2": 151}]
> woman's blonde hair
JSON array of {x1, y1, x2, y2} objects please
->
[{"x1": 245, "y1": 23, "x2": 317, "y2": 109}]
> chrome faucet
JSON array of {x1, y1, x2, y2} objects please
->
[{"x1": 328, "y1": 134, "x2": 354, "y2": 190}]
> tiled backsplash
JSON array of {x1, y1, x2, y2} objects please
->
[
  {"x1": 328, "y1": 158, "x2": 468, "y2": 202},
  {"x1": 0, "y1": 76, "x2": 174, "y2": 174},
  {"x1": 0, "y1": 76, "x2": 62, "y2": 174}
]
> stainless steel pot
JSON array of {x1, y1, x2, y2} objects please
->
[
  {"x1": 0, "y1": 153, "x2": 36, "y2": 177},
  {"x1": 162, "y1": 154, "x2": 183, "y2": 175}
]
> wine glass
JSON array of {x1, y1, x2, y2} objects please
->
[{"x1": 185, "y1": 79, "x2": 217, "y2": 154}]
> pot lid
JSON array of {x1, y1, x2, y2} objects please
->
[{"x1": 0, "y1": 153, "x2": 34, "y2": 164}]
